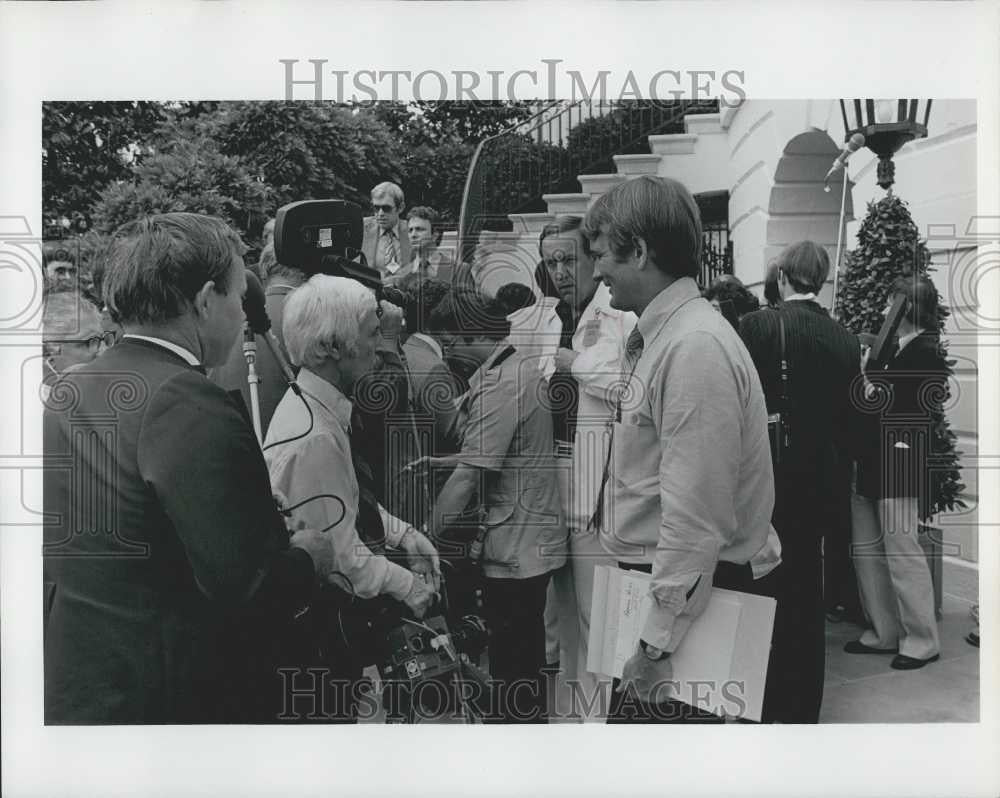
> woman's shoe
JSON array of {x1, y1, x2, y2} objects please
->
[
  {"x1": 965, "y1": 631, "x2": 980, "y2": 648},
  {"x1": 890, "y1": 653, "x2": 940, "y2": 670}
]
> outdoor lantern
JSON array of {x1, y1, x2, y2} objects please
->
[{"x1": 839, "y1": 99, "x2": 932, "y2": 191}]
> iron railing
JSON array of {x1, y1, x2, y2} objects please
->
[
  {"x1": 700, "y1": 222, "x2": 733, "y2": 288},
  {"x1": 458, "y1": 99, "x2": 719, "y2": 266}
]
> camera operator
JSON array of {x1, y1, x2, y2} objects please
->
[
  {"x1": 264, "y1": 274, "x2": 441, "y2": 721},
  {"x1": 43, "y1": 213, "x2": 335, "y2": 724}
]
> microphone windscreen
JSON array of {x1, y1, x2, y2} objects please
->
[
  {"x1": 847, "y1": 132, "x2": 866, "y2": 152},
  {"x1": 243, "y1": 270, "x2": 271, "y2": 334}
]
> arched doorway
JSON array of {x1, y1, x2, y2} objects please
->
[{"x1": 766, "y1": 129, "x2": 854, "y2": 306}]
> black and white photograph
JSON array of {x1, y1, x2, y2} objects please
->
[{"x1": 1, "y1": 2, "x2": 998, "y2": 797}]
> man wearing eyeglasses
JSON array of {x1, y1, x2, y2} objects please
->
[
  {"x1": 41, "y1": 291, "x2": 113, "y2": 398},
  {"x1": 361, "y1": 181, "x2": 411, "y2": 279}
]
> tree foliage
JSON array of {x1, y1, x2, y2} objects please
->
[
  {"x1": 835, "y1": 194, "x2": 965, "y2": 516},
  {"x1": 90, "y1": 136, "x2": 269, "y2": 236},
  {"x1": 43, "y1": 101, "x2": 167, "y2": 235}
]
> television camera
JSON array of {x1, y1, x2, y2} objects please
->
[{"x1": 272, "y1": 199, "x2": 383, "y2": 292}]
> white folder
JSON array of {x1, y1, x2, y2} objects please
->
[{"x1": 587, "y1": 565, "x2": 776, "y2": 721}]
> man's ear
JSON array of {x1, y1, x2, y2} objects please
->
[
  {"x1": 634, "y1": 237, "x2": 651, "y2": 270},
  {"x1": 192, "y1": 281, "x2": 216, "y2": 319}
]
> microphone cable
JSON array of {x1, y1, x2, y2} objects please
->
[
  {"x1": 281, "y1": 492, "x2": 347, "y2": 534},
  {"x1": 261, "y1": 388, "x2": 315, "y2": 452}
]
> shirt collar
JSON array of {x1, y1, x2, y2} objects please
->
[
  {"x1": 123, "y1": 334, "x2": 200, "y2": 366},
  {"x1": 295, "y1": 367, "x2": 354, "y2": 431},
  {"x1": 409, "y1": 332, "x2": 443, "y2": 360},
  {"x1": 784, "y1": 292, "x2": 817, "y2": 303},
  {"x1": 636, "y1": 277, "x2": 702, "y2": 342}
]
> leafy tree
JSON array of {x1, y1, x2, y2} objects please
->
[
  {"x1": 90, "y1": 136, "x2": 268, "y2": 236},
  {"x1": 204, "y1": 102, "x2": 403, "y2": 220},
  {"x1": 413, "y1": 101, "x2": 537, "y2": 144},
  {"x1": 43, "y1": 101, "x2": 167, "y2": 234},
  {"x1": 835, "y1": 194, "x2": 965, "y2": 516}
]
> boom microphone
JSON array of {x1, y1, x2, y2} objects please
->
[
  {"x1": 243, "y1": 269, "x2": 271, "y2": 335},
  {"x1": 824, "y1": 133, "x2": 866, "y2": 183},
  {"x1": 242, "y1": 270, "x2": 299, "y2": 391}
]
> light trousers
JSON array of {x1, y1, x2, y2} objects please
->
[
  {"x1": 851, "y1": 494, "x2": 940, "y2": 660},
  {"x1": 544, "y1": 524, "x2": 615, "y2": 722}
]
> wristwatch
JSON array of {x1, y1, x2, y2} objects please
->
[{"x1": 639, "y1": 639, "x2": 668, "y2": 661}]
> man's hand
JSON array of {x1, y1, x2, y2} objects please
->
[
  {"x1": 400, "y1": 528, "x2": 441, "y2": 593},
  {"x1": 402, "y1": 575, "x2": 435, "y2": 618},
  {"x1": 554, "y1": 347, "x2": 579, "y2": 373},
  {"x1": 616, "y1": 646, "x2": 674, "y2": 705},
  {"x1": 288, "y1": 524, "x2": 334, "y2": 584}
]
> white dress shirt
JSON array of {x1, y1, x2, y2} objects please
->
[
  {"x1": 566, "y1": 283, "x2": 637, "y2": 530},
  {"x1": 264, "y1": 368, "x2": 414, "y2": 601}
]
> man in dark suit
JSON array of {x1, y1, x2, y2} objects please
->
[
  {"x1": 739, "y1": 240, "x2": 860, "y2": 723},
  {"x1": 43, "y1": 212, "x2": 334, "y2": 724},
  {"x1": 361, "y1": 181, "x2": 410, "y2": 279}
]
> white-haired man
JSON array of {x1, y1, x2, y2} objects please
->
[
  {"x1": 361, "y1": 182, "x2": 411, "y2": 278},
  {"x1": 264, "y1": 274, "x2": 440, "y2": 720}
]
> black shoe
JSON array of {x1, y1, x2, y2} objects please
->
[
  {"x1": 844, "y1": 640, "x2": 898, "y2": 655},
  {"x1": 965, "y1": 632, "x2": 980, "y2": 648},
  {"x1": 890, "y1": 653, "x2": 939, "y2": 670},
  {"x1": 826, "y1": 607, "x2": 847, "y2": 623}
]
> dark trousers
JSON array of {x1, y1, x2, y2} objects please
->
[
  {"x1": 482, "y1": 571, "x2": 552, "y2": 723},
  {"x1": 606, "y1": 560, "x2": 754, "y2": 725},
  {"x1": 822, "y1": 455, "x2": 864, "y2": 619},
  {"x1": 763, "y1": 529, "x2": 825, "y2": 724}
]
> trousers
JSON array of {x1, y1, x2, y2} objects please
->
[
  {"x1": 851, "y1": 494, "x2": 939, "y2": 660},
  {"x1": 482, "y1": 570, "x2": 552, "y2": 723},
  {"x1": 544, "y1": 524, "x2": 616, "y2": 721}
]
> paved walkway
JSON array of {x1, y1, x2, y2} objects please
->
[{"x1": 821, "y1": 590, "x2": 979, "y2": 723}]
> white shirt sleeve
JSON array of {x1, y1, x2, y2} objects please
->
[
  {"x1": 267, "y1": 434, "x2": 414, "y2": 602},
  {"x1": 570, "y1": 311, "x2": 634, "y2": 405}
]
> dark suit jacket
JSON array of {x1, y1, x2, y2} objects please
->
[
  {"x1": 361, "y1": 217, "x2": 410, "y2": 277},
  {"x1": 43, "y1": 338, "x2": 315, "y2": 724},
  {"x1": 739, "y1": 301, "x2": 861, "y2": 545},
  {"x1": 856, "y1": 330, "x2": 947, "y2": 512},
  {"x1": 212, "y1": 282, "x2": 296, "y2": 438}
]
